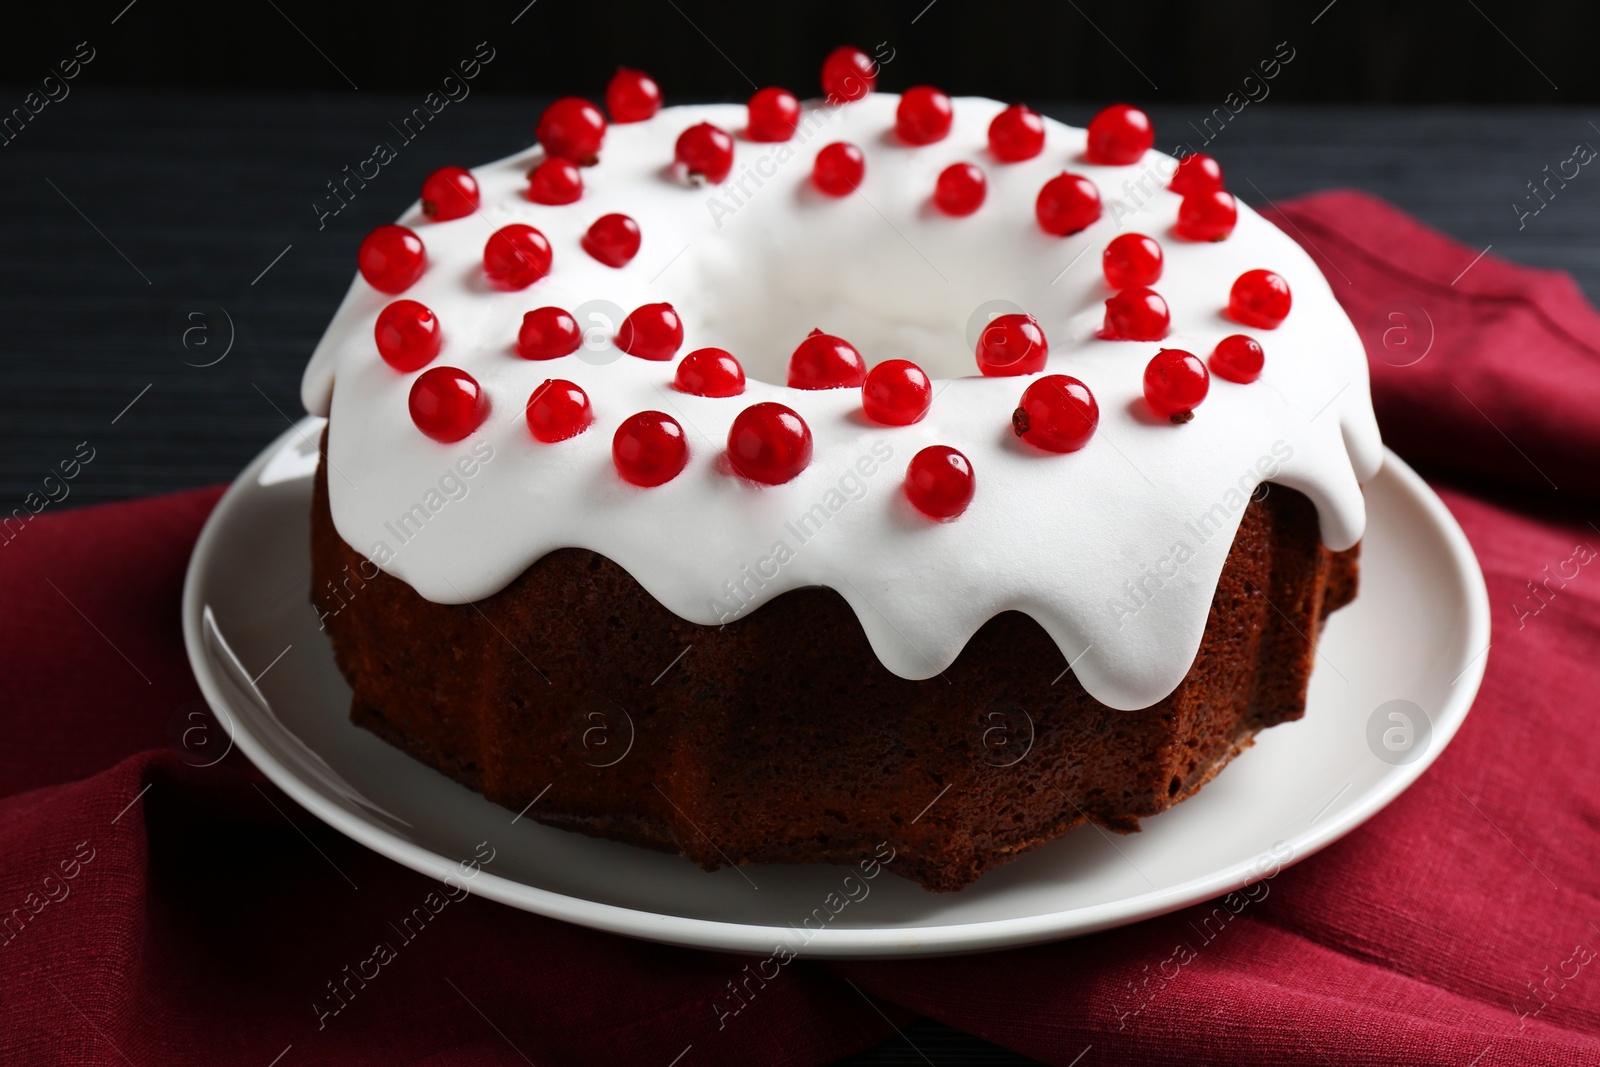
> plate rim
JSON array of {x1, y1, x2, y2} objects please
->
[{"x1": 182, "y1": 416, "x2": 1490, "y2": 959}]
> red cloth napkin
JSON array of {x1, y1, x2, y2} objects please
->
[{"x1": 2, "y1": 191, "x2": 1597, "y2": 1066}]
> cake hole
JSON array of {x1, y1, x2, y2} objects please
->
[{"x1": 669, "y1": 208, "x2": 1073, "y2": 384}]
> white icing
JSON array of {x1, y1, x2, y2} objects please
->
[{"x1": 302, "y1": 95, "x2": 1382, "y2": 711}]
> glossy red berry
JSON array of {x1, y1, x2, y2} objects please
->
[
  {"x1": 1013, "y1": 375, "x2": 1099, "y2": 453},
  {"x1": 1228, "y1": 270, "x2": 1293, "y2": 329},
  {"x1": 1176, "y1": 189, "x2": 1238, "y2": 241},
  {"x1": 675, "y1": 347, "x2": 746, "y2": 397},
  {"x1": 896, "y1": 87, "x2": 953, "y2": 145},
  {"x1": 420, "y1": 166, "x2": 479, "y2": 221},
  {"x1": 1102, "y1": 233, "x2": 1163, "y2": 289},
  {"x1": 788, "y1": 329, "x2": 865, "y2": 389},
  {"x1": 988, "y1": 104, "x2": 1045, "y2": 162},
  {"x1": 934, "y1": 163, "x2": 986, "y2": 216},
  {"x1": 821, "y1": 46, "x2": 876, "y2": 103},
  {"x1": 1101, "y1": 286, "x2": 1170, "y2": 341},
  {"x1": 613, "y1": 411, "x2": 688, "y2": 487},
  {"x1": 517, "y1": 307, "x2": 582, "y2": 361},
  {"x1": 812, "y1": 142, "x2": 865, "y2": 196},
  {"x1": 1169, "y1": 153, "x2": 1224, "y2": 196},
  {"x1": 409, "y1": 366, "x2": 487, "y2": 442},
  {"x1": 358, "y1": 225, "x2": 426, "y2": 294},
  {"x1": 862, "y1": 359, "x2": 933, "y2": 425},
  {"x1": 616, "y1": 302, "x2": 684, "y2": 361},
  {"x1": 1143, "y1": 349, "x2": 1209, "y2": 423},
  {"x1": 1210, "y1": 334, "x2": 1265, "y2": 383},
  {"x1": 525, "y1": 379, "x2": 593, "y2": 442},
  {"x1": 526, "y1": 157, "x2": 583, "y2": 205},
  {"x1": 746, "y1": 87, "x2": 801, "y2": 142},
  {"x1": 606, "y1": 68, "x2": 661, "y2": 123},
  {"x1": 536, "y1": 97, "x2": 607, "y2": 165},
  {"x1": 1036, "y1": 173, "x2": 1102, "y2": 236},
  {"x1": 374, "y1": 299, "x2": 442, "y2": 372},
  {"x1": 483, "y1": 224, "x2": 552, "y2": 289},
  {"x1": 905, "y1": 446, "x2": 974, "y2": 520},
  {"x1": 976, "y1": 313, "x2": 1048, "y2": 376},
  {"x1": 727, "y1": 402, "x2": 813, "y2": 485},
  {"x1": 675, "y1": 122, "x2": 735, "y2": 184},
  {"x1": 1086, "y1": 104, "x2": 1154, "y2": 165},
  {"x1": 581, "y1": 213, "x2": 642, "y2": 268}
]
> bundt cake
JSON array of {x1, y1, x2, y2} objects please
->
[{"x1": 302, "y1": 51, "x2": 1381, "y2": 891}]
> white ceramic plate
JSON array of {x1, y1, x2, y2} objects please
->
[{"x1": 183, "y1": 417, "x2": 1489, "y2": 959}]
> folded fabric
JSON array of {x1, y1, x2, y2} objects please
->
[
  {"x1": 1, "y1": 191, "x2": 1596, "y2": 1066},
  {"x1": 1266, "y1": 190, "x2": 1600, "y2": 501}
]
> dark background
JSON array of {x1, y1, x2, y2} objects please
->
[
  {"x1": 6, "y1": 0, "x2": 1593, "y2": 102},
  {"x1": 0, "y1": 6, "x2": 1593, "y2": 1060}
]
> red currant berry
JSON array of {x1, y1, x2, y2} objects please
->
[
  {"x1": 934, "y1": 163, "x2": 986, "y2": 216},
  {"x1": 526, "y1": 157, "x2": 583, "y2": 205},
  {"x1": 862, "y1": 359, "x2": 933, "y2": 425},
  {"x1": 1169, "y1": 153, "x2": 1223, "y2": 196},
  {"x1": 1102, "y1": 233, "x2": 1163, "y2": 289},
  {"x1": 483, "y1": 224, "x2": 552, "y2": 289},
  {"x1": 976, "y1": 313, "x2": 1048, "y2": 376},
  {"x1": 675, "y1": 122, "x2": 735, "y2": 184},
  {"x1": 746, "y1": 87, "x2": 801, "y2": 141},
  {"x1": 896, "y1": 86, "x2": 953, "y2": 145},
  {"x1": 812, "y1": 142, "x2": 865, "y2": 196},
  {"x1": 674, "y1": 347, "x2": 745, "y2": 397},
  {"x1": 358, "y1": 225, "x2": 426, "y2": 294},
  {"x1": 1101, "y1": 286, "x2": 1170, "y2": 341},
  {"x1": 1086, "y1": 104, "x2": 1154, "y2": 165},
  {"x1": 420, "y1": 166, "x2": 479, "y2": 221},
  {"x1": 616, "y1": 302, "x2": 684, "y2": 361},
  {"x1": 727, "y1": 402, "x2": 813, "y2": 485},
  {"x1": 525, "y1": 379, "x2": 593, "y2": 442},
  {"x1": 1210, "y1": 334, "x2": 1265, "y2": 383},
  {"x1": 1036, "y1": 173, "x2": 1103, "y2": 236},
  {"x1": 988, "y1": 104, "x2": 1045, "y2": 162},
  {"x1": 605, "y1": 68, "x2": 661, "y2": 123},
  {"x1": 905, "y1": 446, "x2": 975, "y2": 520},
  {"x1": 1013, "y1": 375, "x2": 1099, "y2": 453},
  {"x1": 374, "y1": 299, "x2": 442, "y2": 372},
  {"x1": 517, "y1": 307, "x2": 581, "y2": 361},
  {"x1": 788, "y1": 329, "x2": 866, "y2": 389},
  {"x1": 1143, "y1": 349, "x2": 1209, "y2": 423},
  {"x1": 1228, "y1": 270, "x2": 1293, "y2": 329},
  {"x1": 581, "y1": 213, "x2": 642, "y2": 268},
  {"x1": 536, "y1": 97, "x2": 607, "y2": 165},
  {"x1": 1176, "y1": 189, "x2": 1238, "y2": 241},
  {"x1": 409, "y1": 366, "x2": 487, "y2": 442},
  {"x1": 613, "y1": 411, "x2": 688, "y2": 487},
  {"x1": 821, "y1": 46, "x2": 876, "y2": 103}
]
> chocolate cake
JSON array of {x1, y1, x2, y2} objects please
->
[
  {"x1": 313, "y1": 438, "x2": 1357, "y2": 891},
  {"x1": 300, "y1": 58, "x2": 1383, "y2": 892}
]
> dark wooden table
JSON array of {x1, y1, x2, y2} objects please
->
[{"x1": 3, "y1": 89, "x2": 1595, "y2": 1064}]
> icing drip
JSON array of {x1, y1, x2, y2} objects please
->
[{"x1": 302, "y1": 95, "x2": 1382, "y2": 711}]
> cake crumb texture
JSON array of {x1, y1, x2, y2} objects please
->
[{"x1": 312, "y1": 446, "x2": 1357, "y2": 892}]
